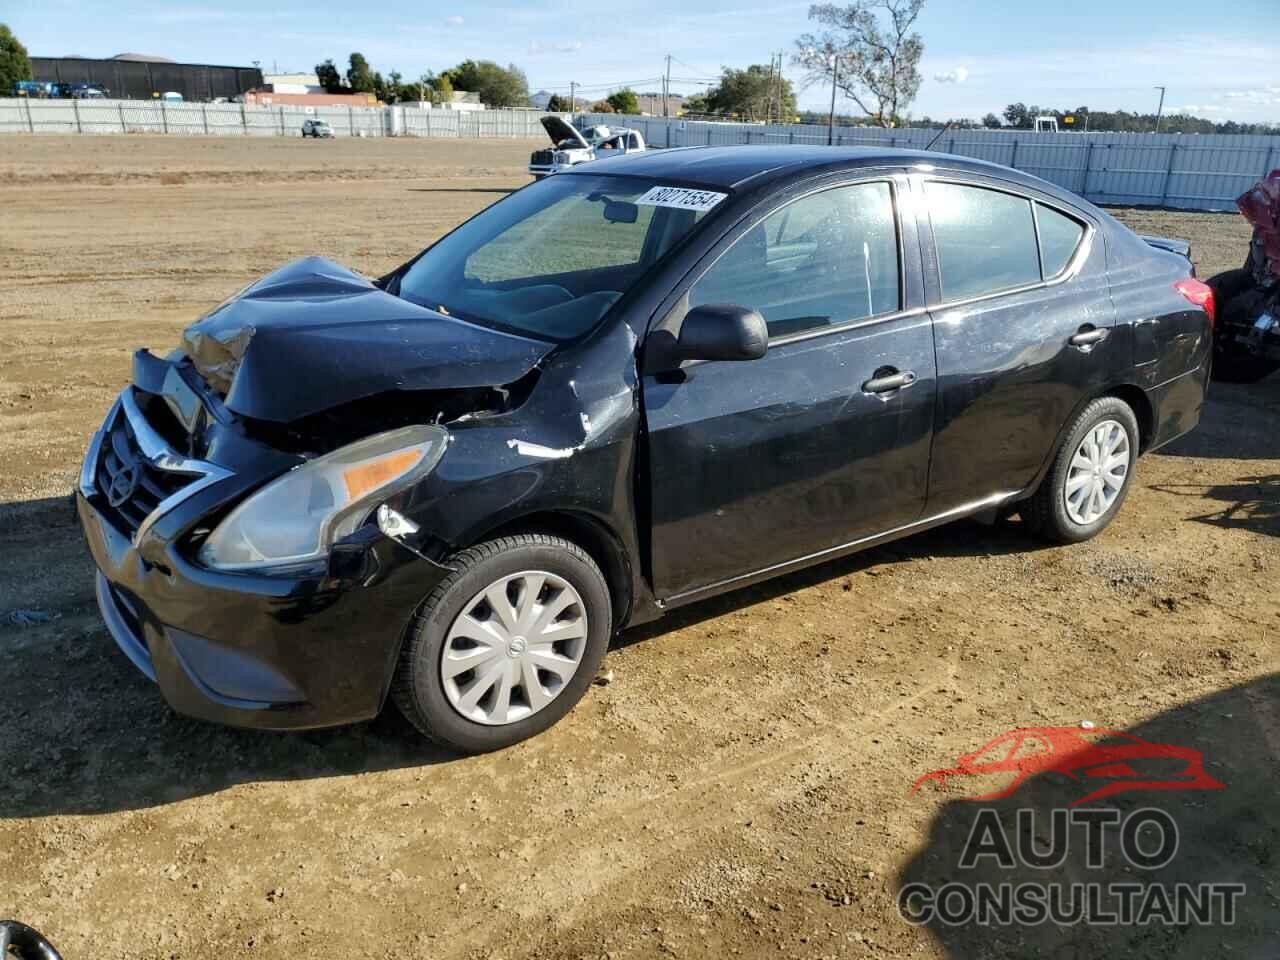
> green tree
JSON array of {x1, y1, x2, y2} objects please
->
[
  {"x1": 431, "y1": 72, "x2": 454, "y2": 104},
  {"x1": 681, "y1": 92, "x2": 708, "y2": 115},
  {"x1": 794, "y1": 0, "x2": 924, "y2": 128},
  {"x1": 704, "y1": 64, "x2": 797, "y2": 120},
  {"x1": 346, "y1": 52, "x2": 376, "y2": 94},
  {"x1": 314, "y1": 59, "x2": 347, "y2": 93},
  {"x1": 384, "y1": 70, "x2": 403, "y2": 103},
  {"x1": 1002, "y1": 102, "x2": 1030, "y2": 128},
  {"x1": 546, "y1": 93, "x2": 571, "y2": 112},
  {"x1": 442, "y1": 60, "x2": 530, "y2": 107},
  {"x1": 606, "y1": 88, "x2": 639, "y2": 114},
  {"x1": 0, "y1": 23, "x2": 33, "y2": 94},
  {"x1": 982, "y1": 112, "x2": 1001, "y2": 128}
]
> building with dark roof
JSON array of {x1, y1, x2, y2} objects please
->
[{"x1": 30, "y1": 56, "x2": 262, "y2": 101}]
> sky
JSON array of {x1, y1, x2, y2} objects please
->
[{"x1": 5, "y1": 0, "x2": 1280, "y2": 123}]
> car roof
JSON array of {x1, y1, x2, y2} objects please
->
[{"x1": 571, "y1": 145, "x2": 1088, "y2": 207}]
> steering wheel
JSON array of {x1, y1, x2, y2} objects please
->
[{"x1": 0, "y1": 922, "x2": 63, "y2": 960}]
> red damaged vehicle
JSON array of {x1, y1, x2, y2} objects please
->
[{"x1": 1208, "y1": 169, "x2": 1280, "y2": 382}]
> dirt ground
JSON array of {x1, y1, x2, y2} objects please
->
[{"x1": 1, "y1": 136, "x2": 1277, "y2": 960}]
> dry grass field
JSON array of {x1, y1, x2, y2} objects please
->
[{"x1": 1, "y1": 135, "x2": 1277, "y2": 960}]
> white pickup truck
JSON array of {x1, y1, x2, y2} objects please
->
[{"x1": 528, "y1": 116, "x2": 646, "y2": 179}]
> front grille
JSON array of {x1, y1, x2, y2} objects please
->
[
  {"x1": 530, "y1": 149, "x2": 554, "y2": 165},
  {"x1": 96, "y1": 405, "x2": 192, "y2": 537}
]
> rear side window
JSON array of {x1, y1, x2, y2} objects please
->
[
  {"x1": 926, "y1": 182, "x2": 1041, "y2": 301},
  {"x1": 689, "y1": 181, "x2": 900, "y2": 339},
  {"x1": 1036, "y1": 202, "x2": 1086, "y2": 277}
]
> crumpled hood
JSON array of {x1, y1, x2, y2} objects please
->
[{"x1": 181, "y1": 257, "x2": 555, "y2": 423}]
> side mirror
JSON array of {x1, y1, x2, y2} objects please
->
[{"x1": 676, "y1": 304, "x2": 768, "y2": 362}]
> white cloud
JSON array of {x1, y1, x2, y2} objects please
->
[
  {"x1": 444, "y1": 15, "x2": 464, "y2": 26},
  {"x1": 933, "y1": 66, "x2": 969, "y2": 84},
  {"x1": 528, "y1": 39, "x2": 583, "y2": 54},
  {"x1": 1221, "y1": 87, "x2": 1280, "y2": 104}
]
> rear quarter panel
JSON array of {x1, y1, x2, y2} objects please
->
[{"x1": 1106, "y1": 237, "x2": 1212, "y2": 448}]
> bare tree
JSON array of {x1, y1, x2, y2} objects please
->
[{"x1": 793, "y1": 0, "x2": 925, "y2": 127}]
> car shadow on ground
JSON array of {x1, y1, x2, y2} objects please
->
[
  {"x1": 617, "y1": 516, "x2": 1047, "y2": 649},
  {"x1": 0, "y1": 499, "x2": 1044, "y2": 820},
  {"x1": 897, "y1": 673, "x2": 1280, "y2": 958},
  {"x1": 1148, "y1": 475, "x2": 1280, "y2": 538},
  {"x1": 1160, "y1": 376, "x2": 1280, "y2": 460}
]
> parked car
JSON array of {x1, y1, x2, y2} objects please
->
[
  {"x1": 12, "y1": 80, "x2": 53, "y2": 98},
  {"x1": 528, "y1": 116, "x2": 644, "y2": 178},
  {"x1": 1208, "y1": 168, "x2": 1280, "y2": 382},
  {"x1": 301, "y1": 118, "x2": 335, "y2": 139},
  {"x1": 160, "y1": 91, "x2": 183, "y2": 103},
  {"x1": 77, "y1": 147, "x2": 1212, "y2": 753}
]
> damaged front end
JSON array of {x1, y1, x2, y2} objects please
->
[
  {"x1": 1210, "y1": 169, "x2": 1280, "y2": 382},
  {"x1": 76, "y1": 255, "x2": 651, "y2": 729}
]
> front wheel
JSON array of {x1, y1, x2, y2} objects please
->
[
  {"x1": 1022, "y1": 397, "x2": 1140, "y2": 544},
  {"x1": 391, "y1": 533, "x2": 612, "y2": 753}
]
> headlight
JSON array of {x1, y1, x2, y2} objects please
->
[{"x1": 198, "y1": 425, "x2": 448, "y2": 572}]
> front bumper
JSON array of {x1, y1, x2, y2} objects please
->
[{"x1": 78, "y1": 385, "x2": 448, "y2": 731}]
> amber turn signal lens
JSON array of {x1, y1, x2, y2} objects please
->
[{"x1": 342, "y1": 449, "x2": 422, "y2": 501}]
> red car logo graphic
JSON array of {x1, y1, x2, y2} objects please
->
[{"x1": 911, "y1": 726, "x2": 1225, "y2": 806}]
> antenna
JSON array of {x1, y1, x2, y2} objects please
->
[{"x1": 925, "y1": 119, "x2": 955, "y2": 151}]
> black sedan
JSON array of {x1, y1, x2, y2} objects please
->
[{"x1": 77, "y1": 146, "x2": 1213, "y2": 752}]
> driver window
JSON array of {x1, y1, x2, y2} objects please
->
[{"x1": 688, "y1": 181, "x2": 900, "y2": 340}]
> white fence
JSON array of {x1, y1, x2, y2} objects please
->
[
  {"x1": 0, "y1": 97, "x2": 552, "y2": 139},
  {"x1": 4, "y1": 97, "x2": 1277, "y2": 211},
  {"x1": 581, "y1": 113, "x2": 1280, "y2": 212}
]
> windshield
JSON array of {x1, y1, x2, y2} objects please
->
[{"x1": 396, "y1": 174, "x2": 723, "y2": 341}]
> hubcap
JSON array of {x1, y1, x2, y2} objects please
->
[
  {"x1": 1064, "y1": 419, "x2": 1130, "y2": 525},
  {"x1": 441, "y1": 570, "x2": 588, "y2": 726}
]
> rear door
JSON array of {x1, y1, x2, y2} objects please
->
[
  {"x1": 915, "y1": 176, "x2": 1121, "y2": 513},
  {"x1": 642, "y1": 175, "x2": 937, "y2": 601}
]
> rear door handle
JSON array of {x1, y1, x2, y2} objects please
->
[
  {"x1": 1069, "y1": 327, "x2": 1109, "y2": 348},
  {"x1": 862, "y1": 369, "x2": 917, "y2": 394}
]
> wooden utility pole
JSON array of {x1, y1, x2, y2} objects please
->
[
  {"x1": 663, "y1": 55, "x2": 672, "y2": 118},
  {"x1": 828, "y1": 54, "x2": 839, "y2": 146}
]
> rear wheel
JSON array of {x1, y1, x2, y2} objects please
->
[
  {"x1": 1023, "y1": 397, "x2": 1140, "y2": 544},
  {"x1": 391, "y1": 533, "x2": 612, "y2": 753}
]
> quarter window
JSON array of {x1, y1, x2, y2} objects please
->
[
  {"x1": 1036, "y1": 202, "x2": 1086, "y2": 277},
  {"x1": 689, "y1": 181, "x2": 900, "y2": 339},
  {"x1": 926, "y1": 182, "x2": 1041, "y2": 301}
]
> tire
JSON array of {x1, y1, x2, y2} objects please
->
[
  {"x1": 1022, "y1": 396, "x2": 1140, "y2": 544},
  {"x1": 391, "y1": 533, "x2": 612, "y2": 753}
]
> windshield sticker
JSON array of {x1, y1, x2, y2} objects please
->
[{"x1": 635, "y1": 186, "x2": 727, "y2": 212}]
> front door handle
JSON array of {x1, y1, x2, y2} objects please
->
[
  {"x1": 1069, "y1": 327, "x2": 1110, "y2": 349},
  {"x1": 862, "y1": 369, "x2": 917, "y2": 394}
]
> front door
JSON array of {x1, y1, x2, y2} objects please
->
[
  {"x1": 642, "y1": 178, "x2": 937, "y2": 602},
  {"x1": 917, "y1": 177, "x2": 1121, "y2": 512}
]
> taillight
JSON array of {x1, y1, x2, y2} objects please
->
[{"x1": 1174, "y1": 278, "x2": 1215, "y2": 328}]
